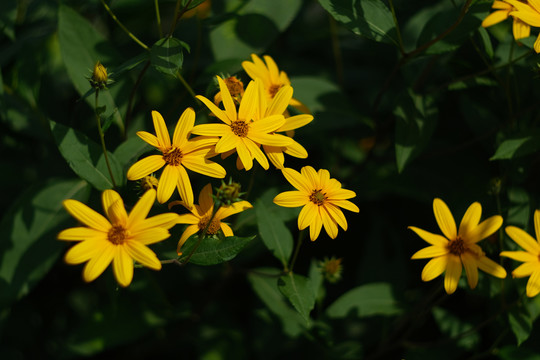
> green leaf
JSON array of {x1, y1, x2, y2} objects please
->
[
  {"x1": 309, "y1": 260, "x2": 325, "y2": 303},
  {"x1": 394, "y1": 91, "x2": 437, "y2": 172},
  {"x1": 0, "y1": 0, "x2": 17, "y2": 40},
  {"x1": 0, "y1": 179, "x2": 90, "y2": 309},
  {"x1": 491, "y1": 133, "x2": 540, "y2": 160},
  {"x1": 507, "y1": 187, "x2": 530, "y2": 229},
  {"x1": 498, "y1": 346, "x2": 540, "y2": 360},
  {"x1": 326, "y1": 282, "x2": 401, "y2": 318},
  {"x1": 318, "y1": 0, "x2": 398, "y2": 46},
  {"x1": 432, "y1": 307, "x2": 479, "y2": 350},
  {"x1": 58, "y1": 5, "x2": 125, "y2": 132},
  {"x1": 178, "y1": 235, "x2": 255, "y2": 266},
  {"x1": 508, "y1": 305, "x2": 534, "y2": 346},
  {"x1": 150, "y1": 37, "x2": 188, "y2": 77},
  {"x1": 255, "y1": 199, "x2": 293, "y2": 267},
  {"x1": 100, "y1": 108, "x2": 118, "y2": 134},
  {"x1": 209, "y1": 0, "x2": 302, "y2": 61},
  {"x1": 278, "y1": 272, "x2": 315, "y2": 324},
  {"x1": 50, "y1": 120, "x2": 124, "y2": 190},
  {"x1": 248, "y1": 268, "x2": 305, "y2": 337}
]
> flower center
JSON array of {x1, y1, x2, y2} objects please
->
[
  {"x1": 309, "y1": 189, "x2": 327, "y2": 206},
  {"x1": 107, "y1": 225, "x2": 128, "y2": 245},
  {"x1": 231, "y1": 120, "x2": 249, "y2": 137},
  {"x1": 163, "y1": 147, "x2": 183, "y2": 166},
  {"x1": 269, "y1": 84, "x2": 283, "y2": 98},
  {"x1": 448, "y1": 237, "x2": 466, "y2": 256},
  {"x1": 224, "y1": 76, "x2": 244, "y2": 99},
  {"x1": 198, "y1": 215, "x2": 221, "y2": 235}
]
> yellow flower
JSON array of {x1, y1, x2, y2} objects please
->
[
  {"x1": 173, "y1": 183, "x2": 252, "y2": 254},
  {"x1": 254, "y1": 82, "x2": 313, "y2": 169},
  {"x1": 507, "y1": 0, "x2": 540, "y2": 52},
  {"x1": 192, "y1": 76, "x2": 293, "y2": 171},
  {"x1": 409, "y1": 198, "x2": 507, "y2": 294},
  {"x1": 242, "y1": 54, "x2": 310, "y2": 114},
  {"x1": 57, "y1": 189, "x2": 179, "y2": 287},
  {"x1": 273, "y1": 166, "x2": 359, "y2": 241},
  {"x1": 501, "y1": 210, "x2": 540, "y2": 297},
  {"x1": 90, "y1": 61, "x2": 109, "y2": 90},
  {"x1": 214, "y1": 76, "x2": 244, "y2": 106},
  {"x1": 127, "y1": 108, "x2": 226, "y2": 207}
]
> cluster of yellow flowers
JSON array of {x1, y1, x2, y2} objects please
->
[
  {"x1": 410, "y1": 198, "x2": 540, "y2": 297},
  {"x1": 483, "y1": 0, "x2": 540, "y2": 52},
  {"x1": 59, "y1": 54, "x2": 359, "y2": 287}
]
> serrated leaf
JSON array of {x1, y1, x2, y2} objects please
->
[
  {"x1": 255, "y1": 199, "x2": 293, "y2": 267},
  {"x1": 0, "y1": 179, "x2": 90, "y2": 309},
  {"x1": 248, "y1": 267, "x2": 305, "y2": 337},
  {"x1": 278, "y1": 273, "x2": 315, "y2": 324},
  {"x1": 326, "y1": 282, "x2": 401, "y2": 318},
  {"x1": 150, "y1": 37, "x2": 187, "y2": 77},
  {"x1": 491, "y1": 134, "x2": 540, "y2": 160},
  {"x1": 178, "y1": 235, "x2": 255, "y2": 266},
  {"x1": 318, "y1": 0, "x2": 398, "y2": 46},
  {"x1": 50, "y1": 120, "x2": 124, "y2": 190}
]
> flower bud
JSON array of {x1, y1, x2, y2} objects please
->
[
  {"x1": 139, "y1": 175, "x2": 159, "y2": 192},
  {"x1": 319, "y1": 257, "x2": 343, "y2": 283},
  {"x1": 90, "y1": 61, "x2": 108, "y2": 90},
  {"x1": 215, "y1": 178, "x2": 244, "y2": 206}
]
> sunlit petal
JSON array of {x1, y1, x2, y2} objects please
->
[
  {"x1": 221, "y1": 223, "x2": 234, "y2": 237},
  {"x1": 267, "y1": 85, "x2": 293, "y2": 115},
  {"x1": 64, "y1": 239, "x2": 107, "y2": 264},
  {"x1": 301, "y1": 166, "x2": 319, "y2": 189},
  {"x1": 176, "y1": 165, "x2": 194, "y2": 209},
  {"x1": 215, "y1": 131, "x2": 240, "y2": 153},
  {"x1": 278, "y1": 114, "x2": 313, "y2": 132},
  {"x1": 125, "y1": 241, "x2": 161, "y2": 270},
  {"x1": 433, "y1": 198, "x2": 457, "y2": 240},
  {"x1": 177, "y1": 225, "x2": 199, "y2": 254},
  {"x1": 461, "y1": 252, "x2": 479, "y2": 289},
  {"x1": 527, "y1": 270, "x2": 540, "y2": 297},
  {"x1": 112, "y1": 246, "x2": 134, "y2": 287},
  {"x1": 458, "y1": 202, "x2": 481, "y2": 238},
  {"x1": 63, "y1": 199, "x2": 110, "y2": 232},
  {"x1": 196, "y1": 95, "x2": 230, "y2": 124},
  {"x1": 238, "y1": 79, "x2": 259, "y2": 121},
  {"x1": 505, "y1": 226, "x2": 540, "y2": 254},
  {"x1": 282, "y1": 167, "x2": 312, "y2": 193},
  {"x1": 82, "y1": 243, "x2": 115, "y2": 282},
  {"x1": 321, "y1": 206, "x2": 339, "y2": 239},
  {"x1": 411, "y1": 245, "x2": 448, "y2": 259},
  {"x1": 330, "y1": 199, "x2": 359, "y2": 213},
  {"x1": 444, "y1": 255, "x2": 462, "y2": 294},
  {"x1": 152, "y1": 111, "x2": 171, "y2": 149},
  {"x1": 217, "y1": 76, "x2": 237, "y2": 122},
  {"x1": 309, "y1": 212, "x2": 323, "y2": 241},
  {"x1": 172, "y1": 107, "x2": 195, "y2": 147},
  {"x1": 408, "y1": 226, "x2": 449, "y2": 247},
  {"x1": 298, "y1": 203, "x2": 317, "y2": 230},
  {"x1": 157, "y1": 165, "x2": 179, "y2": 204},
  {"x1": 136, "y1": 131, "x2": 160, "y2": 148},
  {"x1": 127, "y1": 155, "x2": 166, "y2": 180},
  {"x1": 182, "y1": 154, "x2": 226, "y2": 178},
  {"x1": 324, "y1": 203, "x2": 348, "y2": 230},
  {"x1": 500, "y1": 251, "x2": 537, "y2": 263},
  {"x1": 58, "y1": 227, "x2": 105, "y2": 241},
  {"x1": 477, "y1": 256, "x2": 506, "y2": 278},
  {"x1": 466, "y1": 216, "x2": 502, "y2": 243},
  {"x1": 481, "y1": 10, "x2": 510, "y2": 27},
  {"x1": 127, "y1": 189, "x2": 156, "y2": 229},
  {"x1": 236, "y1": 140, "x2": 253, "y2": 170},
  {"x1": 273, "y1": 191, "x2": 308, "y2": 207},
  {"x1": 421, "y1": 256, "x2": 448, "y2": 281},
  {"x1": 244, "y1": 138, "x2": 269, "y2": 170}
]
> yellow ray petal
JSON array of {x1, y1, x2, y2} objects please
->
[
  {"x1": 248, "y1": 133, "x2": 293, "y2": 148},
  {"x1": 215, "y1": 131, "x2": 240, "y2": 154},
  {"x1": 492, "y1": 1, "x2": 512, "y2": 10},
  {"x1": 216, "y1": 200, "x2": 252, "y2": 219},
  {"x1": 466, "y1": 215, "x2": 503, "y2": 243},
  {"x1": 127, "y1": 189, "x2": 156, "y2": 229},
  {"x1": 267, "y1": 85, "x2": 293, "y2": 115},
  {"x1": 278, "y1": 114, "x2": 313, "y2": 132},
  {"x1": 242, "y1": 58, "x2": 269, "y2": 84},
  {"x1": 177, "y1": 213, "x2": 201, "y2": 225},
  {"x1": 244, "y1": 138, "x2": 269, "y2": 170},
  {"x1": 182, "y1": 154, "x2": 226, "y2": 178},
  {"x1": 326, "y1": 188, "x2": 357, "y2": 200},
  {"x1": 176, "y1": 165, "x2": 194, "y2": 209},
  {"x1": 112, "y1": 246, "x2": 134, "y2": 287},
  {"x1": 512, "y1": 261, "x2": 537, "y2": 277},
  {"x1": 152, "y1": 111, "x2": 171, "y2": 149},
  {"x1": 477, "y1": 256, "x2": 507, "y2": 278},
  {"x1": 321, "y1": 206, "x2": 339, "y2": 239},
  {"x1": 513, "y1": 18, "x2": 531, "y2": 40},
  {"x1": 458, "y1": 202, "x2": 481, "y2": 238},
  {"x1": 63, "y1": 199, "x2": 111, "y2": 232},
  {"x1": 133, "y1": 213, "x2": 179, "y2": 233},
  {"x1": 324, "y1": 203, "x2": 348, "y2": 230},
  {"x1": 238, "y1": 79, "x2": 259, "y2": 121},
  {"x1": 177, "y1": 225, "x2": 199, "y2": 254},
  {"x1": 301, "y1": 166, "x2": 319, "y2": 189},
  {"x1": 131, "y1": 227, "x2": 170, "y2": 245},
  {"x1": 221, "y1": 223, "x2": 234, "y2": 237},
  {"x1": 172, "y1": 107, "x2": 195, "y2": 147},
  {"x1": 196, "y1": 95, "x2": 231, "y2": 124},
  {"x1": 157, "y1": 165, "x2": 179, "y2": 204},
  {"x1": 183, "y1": 136, "x2": 219, "y2": 153},
  {"x1": 103, "y1": 191, "x2": 127, "y2": 226},
  {"x1": 331, "y1": 199, "x2": 359, "y2": 213},
  {"x1": 444, "y1": 255, "x2": 462, "y2": 294},
  {"x1": 408, "y1": 226, "x2": 449, "y2": 247},
  {"x1": 64, "y1": 239, "x2": 106, "y2": 264},
  {"x1": 510, "y1": 10, "x2": 540, "y2": 27},
  {"x1": 58, "y1": 227, "x2": 105, "y2": 241},
  {"x1": 282, "y1": 167, "x2": 312, "y2": 193},
  {"x1": 433, "y1": 198, "x2": 457, "y2": 240},
  {"x1": 411, "y1": 245, "x2": 448, "y2": 259},
  {"x1": 198, "y1": 183, "x2": 214, "y2": 213},
  {"x1": 250, "y1": 114, "x2": 286, "y2": 134},
  {"x1": 283, "y1": 140, "x2": 308, "y2": 159},
  {"x1": 264, "y1": 145, "x2": 285, "y2": 169},
  {"x1": 273, "y1": 191, "x2": 308, "y2": 207},
  {"x1": 136, "y1": 131, "x2": 160, "y2": 149},
  {"x1": 527, "y1": 270, "x2": 540, "y2": 297},
  {"x1": 461, "y1": 252, "x2": 479, "y2": 289},
  {"x1": 528, "y1": 0, "x2": 540, "y2": 13},
  {"x1": 216, "y1": 76, "x2": 237, "y2": 122},
  {"x1": 263, "y1": 55, "x2": 280, "y2": 84},
  {"x1": 535, "y1": 210, "x2": 540, "y2": 245},
  {"x1": 82, "y1": 243, "x2": 115, "y2": 282},
  {"x1": 535, "y1": 34, "x2": 540, "y2": 54},
  {"x1": 505, "y1": 226, "x2": 540, "y2": 254},
  {"x1": 127, "y1": 155, "x2": 166, "y2": 181},
  {"x1": 481, "y1": 10, "x2": 510, "y2": 28},
  {"x1": 191, "y1": 123, "x2": 231, "y2": 137},
  {"x1": 309, "y1": 212, "x2": 323, "y2": 241},
  {"x1": 500, "y1": 250, "x2": 537, "y2": 262},
  {"x1": 236, "y1": 140, "x2": 253, "y2": 170},
  {"x1": 125, "y1": 241, "x2": 161, "y2": 270},
  {"x1": 421, "y1": 256, "x2": 448, "y2": 281},
  {"x1": 298, "y1": 203, "x2": 317, "y2": 230}
]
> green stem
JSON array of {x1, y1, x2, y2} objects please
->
[
  {"x1": 167, "y1": 0, "x2": 194, "y2": 37},
  {"x1": 176, "y1": 71, "x2": 198, "y2": 102},
  {"x1": 95, "y1": 90, "x2": 117, "y2": 188},
  {"x1": 101, "y1": 0, "x2": 149, "y2": 51},
  {"x1": 154, "y1": 0, "x2": 163, "y2": 38},
  {"x1": 288, "y1": 229, "x2": 306, "y2": 273},
  {"x1": 182, "y1": 203, "x2": 222, "y2": 265},
  {"x1": 388, "y1": 0, "x2": 405, "y2": 55},
  {"x1": 328, "y1": 15, "x2": 344, "y2": 87}
]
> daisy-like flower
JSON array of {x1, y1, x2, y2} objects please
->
[
  {"x1": 506, "y1": 0, "x2": 540, "y2": 52},
  {"x1": 242, "y1": 54, "x2": 310, "y2": 114},
  {"x1": 192, "y1": 76, "x2": 293, "y2": 171},
  {"x1": 409, "y1": 198, "x2": 507, "y2": 294},
  {"x1": 482, "y1": 1, "x2": 531, "y2": 42},
  {"x1": 500, "y1": 210, "x2": 540, "y2": 297},
  {"x1": 172, "y1": 183, "x2": 252, "y2": 254},
  {"x1": 57, "y1": 189, "x2": 179, "y2": 287},
  {"x1": 214, "y1": 76, "x2": 245, "y2": 106},
  {"x1": 273, "y1": 166, "x2": 359, "y2": 241},
  {"x1": 254, "y1": 82, "x2": 313, "y2": 169},
  {"x1": 127, "y1": 108, "x2": 226, "y2": 207}
]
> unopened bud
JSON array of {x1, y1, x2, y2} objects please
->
[
  {"x1": 215, "y1": 178, "x2": 244, "y2": 206},
  {"x1": 90, "y1": 61, "x2": 108, "y2": 90},
  {"x1": 140, "y1": 175, "x2": 159, "y2": 192},
  {"x1": 319, "y1": 257, "x2": 343, "y2": 283}
]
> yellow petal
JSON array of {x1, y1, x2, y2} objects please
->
[
  {"x1": 198, "y1": 183, "x2": 214, "y2": 213},
  {"x1": 283, "y1": 140, "x2": 308, "y2": 159},
  {"x1": 58, "y1": 227, "x2": 105, "y2": 241},
  {"x1": 309, "y1": 212, "x2": 323, "y2": 241},
  {"x1": 321, "y1": 206, "x2": 339, "y2": 239},
  {"x1": 535, "y1": 34, "x2": 540, "y2": 53},
  {"x1": 152, "y1": 110, "x2": 171, "y2": 149},
  {"x1": 172, "y1": 107, "x2": 195, "y2": 147},
  {"x1": 196, "y1": 95, "x2": 231, "y2": 124},
  {"x1": 250, "y1": 114, "x2": 286, "y2": 134},
  {"x1": 505, "y1": 226, "x2": 540, "y2": 253},
  {"x1": 273, "y1": 191, "x2": 307, "y2": 207},
  {"x1": 458, "y1": 202, "x2": 481, "y2": 238},
  {"x1": 263, "y1": 55, "x2": 280, "y2": 84},
  {"x1": 510, "y1": 9, "x2": 540, "y2": 27},
  {"x1": 477, "y1": 255, "x2": 507, "y2": 278},
  {"x1": 176, "y1": 165, "x2": 194, "y2": 209},
  {"x1": 301, "y1": 166, "x2": 319, "y2": 189},
  {"x1": 492, "y1": 1, "x2": 512, "y2": 10},
  {"x1": 513, "y1": 18, "x2": 531, "y2": 40},
  {"x1": 133, "y1": 213, "x2": 179, "y2": 234},
  {"x1": 444, "y1": 255, "x2": 462, "y2": 294},
  {"x1": 125, "y1": 241, "x2": 161, "y2": 270},
  {"x1": 127, "y1": 189, "x2": 156, "y2": 229},
  {"x1": 238, "y1": 79, "x2": 259, "y2": 121},
  {"x1": 157, "y1": 165, "x2": 179, "y2": 204},
  {"x1": 64, "y1": 239, "x2": 106, "y2": 264},
  {"x1": 481, "y1": 10, "x2": 510, "y2": 28},
  {"x1": 466, "y1": 215, "x2": 503, "y2": 243},
  {"x1": 215, "y1": 131, "x2": 240, "y2": 154},
  {"x1": 191, "y1": 123, "x2": 231, "y2": 137},
  {"x1": 408, "y1": 226, "x2": 449, "y2": 247},
  {"x1": 264, "y1": 145, "x2": 285, "y2": 169},
  {"x1": 278, "y1": 114, "x2": 313, "y2": 132},
  {"x1": 111, "y1": 246, "x2": 133, "y2": 287},
  {"x1": 82, "y1": 243, "x2": 115, "y2": 282},
  {"x1": 244, "y1": 138, "x2": 269, "y2": 170},
  {"x1": 177, "y1": 225, "x2": 199, "y2": 254},
  {"x1": 102, "y1": 189, "x2": 127, "y2": 226},
  {"x1": 535, "y1": 210, "x2": 540, "y2": 246},
  {"x1": 298, "y1": 203, "x2": 317, "y2": 230},
  {"x1": 127, "y1": 155, "x2": 166, "y2": 181},
  {"x1": 324, "y1": 203, "x2": 348, "y2": 231},
  {"x1": 236, "y1": 140, "x2": 253, "y2": 170},
  {"x1": 182, "y1": 154, "x2": 226, "y2": 178},
  {"x1": 326, "y1": 188, "x2": 357, "y2": 200},
  {"x1": 330, "y1": 199, "x2": 359, "y2": 213},
  {"x1": 177, "y1": 213, "x2": 200, "y2": 225},
  {"x1": 215, "y1": 76, "x2": 237, "y2": 123},
  {"x1": 63, "y1": 199, "x2": 111, "y2": 232},
  {"x1": 461, "y1": 252, "x2": 479, "y2": 289},
  {"x1": 216, "y1": 200, "x2": 253, "y2": 219},
  {"x1": 433, "y1": 198, "x2": 457, "y2": 241},
  {"x1": 421, "y1": 256, "x2": 448, "y2": 281},
  {"x1": 242, "y1": 54, "x2": 269, "y2": 83},
  {"x1": 500, "y1": 250, "x2": 537, "y2": 262},
  {"x1": 136, "y1": 131, "x2": 160, "y2": 149},
  {"x1": 527, "y1": 270, "x2": 540, "y2": 297},
  {"x1": 529, "y1": 0, "x2": 540, "y2": 13},
  {"x1": 183, "y1": 136, "x2": 219, "y2": 153},
  {"x1": 281, "y1": 167, "x2": 312, "y2": 193},
  {"x1": 131, "y1": 227, "x2": 170, "y2": 245},
  {"x1": 267, "y1": 85, "x2": 293, "y2": 115},
  {"x1": 411, "y1": 245, "x2": 448, "y2": 259},
  {"x1": 248, "y1": 132, "x2": 293, "y2": 148},
  {"x1": 512, "y1": 261, "x2": 537, "y2": 277}
]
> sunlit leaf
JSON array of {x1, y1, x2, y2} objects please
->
[
  {"x1": 150, "y1": 37, "x2": 189, "y2": 77},
  {"x1": 491, "y1": 134, "x2": 540, "y2": 160},
  {"x1": 278, "y1": 272, "x2": 315, "y2": 324}
]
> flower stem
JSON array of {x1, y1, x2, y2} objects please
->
[
  {"x1": 176, "y1": 70, "x2": 197, "y2": 102},
  {"x1": 95, "y1": 89, "x2": 117, "y2": 189},
  {"x1": 100, "y1": 0, "x2": 149, "y2": 51},
  {"x1": 288, "y1": 229, "x2": 306, "y2": 273},
  {"x1": 388, "y1": 0, "x2": 405, "y2": 55},
  {"x1": 154, "y1": 0, "x2": 163, "y2": 38},
  {"x1": 167, "y1": 0, "x2": 194, "y2": 38},
  {"x1": 182, "y1": 204, "x2": 222, "y2": 265}
]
